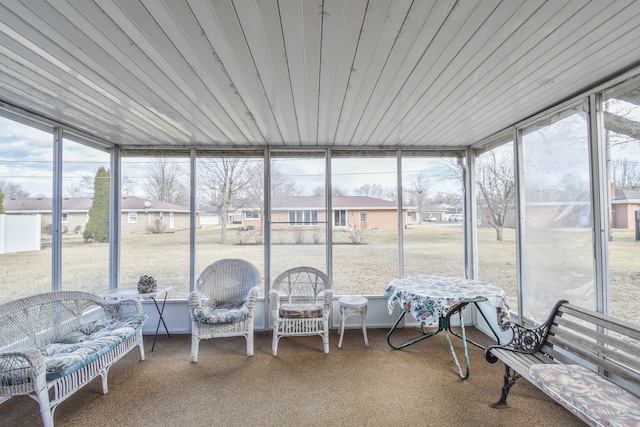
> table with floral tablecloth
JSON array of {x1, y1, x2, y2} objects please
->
[
  {"x1": 385, "y1": 274, "x2": 510, "y2": 326},
  {"x1": 384, "y1": 275, "x2": 510, "y2": 379}
]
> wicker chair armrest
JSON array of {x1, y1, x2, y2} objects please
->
[
  {"x1": 187, "y1": 291, "x2": 204, "y2": 309},
  {"x1": 241, "y1": 286, "x2": 261, "y2": 314},
  {"x1": 268, "y1": 290, "x2": 282, "y2": 318},
  {"x1": 321, "y1": 290, "x2": 333, "y2": 317},
  {"x1": 0, "y1": 348, "x2": 47, "y2": 389},
  {"x1": 187, "y1": 291, "x2": 204, "y2": 321}
]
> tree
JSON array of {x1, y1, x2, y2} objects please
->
[
  {"x1": 0, "y1": 179, "x2": 30, "y2": 198},
  {"x1": 611, "y1": 158, "x2": 640, "y2": 190},
  {"x1": 355, "y1": 183, "x2": 384, "y2": 198},
  {"x1": 198, "y1": 158, "x2": 256, "y2": 244},
  {"x1": 405, "y1": 172, "x2": 430, "y2": 224},
  {"x1": 144, "y1": 158, "x2": 188, "y2": 205},
  {"x1": 243, "y1": 160, "x2": 300, "y2": 236},
  {"x1": 0, "y1": 188, "x2": 4, "y2": 213},
  {"x1": 83, "y1": 166, "x2": 110, "y2": 242},
  {"x1": 476, "y1": 149, "x2": 515, "y2": 241}
]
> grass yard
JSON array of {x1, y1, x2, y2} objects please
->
[{"x1": 1, "y1": 223, "x2": 638, "y2": 325}]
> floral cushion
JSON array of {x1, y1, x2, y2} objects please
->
[
  {"x1": 279, "y1": 303, "x2": 323, "y2": 319},
  {"x1": 193, "y1": 301, "x2": 250, "y2": 325},
  {"x1": 528, "y1": 364, "x2": 640, "y2": 426},
  {"x1": 0, "y1": 314, "x2": 146, "y2": 385},
  {"x1": 43, "y1": 314, "x2": 147, "y2": 380}
]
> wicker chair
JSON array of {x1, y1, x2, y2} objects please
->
[
  {"x1": 269, "y1": 266, "x2": 333, "y2": 355},
  {"x1": 188, "y1": 259, "x2": 261, "y2": 362}
]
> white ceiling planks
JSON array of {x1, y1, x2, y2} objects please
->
[
  {"x1": 45, "y1": 0, "x2": 204, "y2": 143},
  {"x1": 448, "y1": 0, "x2": 640, "y2": 143},
  {"x1": 233, "y1": 0, "x2": 299, "y2": 145},
  {"x1": 316, "y1": 0, "x2": 368, "y2": 145},
  {"x1": 279, "y1": 1, "x2": 322, "y2": 145},
  {"x1": 144, "y1": 0, "x2": 266, "y2": 145},
  {"x1": 0, "y1": 1, "x2": 158, "y2": 143},
  {"x1": 187, "y1": 0, "x2": 280, "y2": 144},
  {"x1": 427, "y1": 0, "x2": 575, "y2": 145},
  {"x1": 332, "y1": 0, "x2": 414, "y2": 146},
  {"x1": 399, "y1": 0, "x2": 536, "y2": 146},
  {"x1": 101, "y1": 0, "x2": 241, "y2": 144},
  {"x1": 1, "y1": 0, "x2": 640, "y2": 149},
  {"x1": 348, "y1": 0, "x2": 453, "y2": 146}
]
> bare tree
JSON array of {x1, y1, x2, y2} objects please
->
[
  {"x1": 198, "y1": 158, "x2": 257, "y2": 244},
  {"x1": 0, "y1": 179, "x2": 30, "y2": 198},
  {"x1": 476, "y1": 150, "x2": 515, "y2": 241},
  {"x1": 355, "y1": 183, "x2": 384, "y2": 198},
  {"x1": 144, "y1": 158, "x2": 188, "y2": 205},
  {"x1": 121, "y1": 174, "x2": 136, "y2": 196},
  {"x1": 611, "y1": 158, "x2": 640, "y2": 190},
  {"x1": 243, "y1": 160, "x2": 299, "y2": 235},
  {"x1": 405, "y1": 172, "x2": 430, "y2": 224}
]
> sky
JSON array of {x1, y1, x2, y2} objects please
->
[
  {"x1": 0, "y1": 117, "x2": 111, "y2": 198},
  {"x1": 0, "y1": 115, "x2": 460, "y2": 200}
]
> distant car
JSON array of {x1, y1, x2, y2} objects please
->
[
  {"x1": 448, "y1": 214, "x2": 463, "y2": 222},
  {"x1": 424, "y1": 215, "x2": 437, "y2": 222}
]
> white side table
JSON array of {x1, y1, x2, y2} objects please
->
[
  {"x1": 338, "y1": 296, "x2": 369, "y2": 348},
  {"x1": 101, "y1": 285, "x2": 172, "y2": 351}
]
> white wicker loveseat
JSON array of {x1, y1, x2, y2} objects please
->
[{"x1": 0, "y1": 291, "x2": 147, "y2": 427}]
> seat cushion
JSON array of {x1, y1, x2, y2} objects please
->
[
  {"x1": 528, "y1": 363, "x2": 640, "y2": 426},
  {"x1": 193, "y1": 301, "x2": 250, "y2": 325},
  {"x1": 279, "y1": 303, "x2": 323, "y2": 319},
  {"x1": 43, "y1": 313, "x2": 147, "y2": 381}
]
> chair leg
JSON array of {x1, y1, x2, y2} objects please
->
[
  {"x1": 246, "y1": 331, "x2": 254, "y2": 356},
  {"x1": 272, "y1": 326, "x2": 279, "y2": 356},
  {"x1": 323, "y1": 323, "x2": 330, "y2": 354},
  {"x1": 191, "y1": 335, "x2": 200, "y2": 362}
]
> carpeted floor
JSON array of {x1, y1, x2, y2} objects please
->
[{"x1": 1, "y1": 328, "x2": 583, "y2": 427}]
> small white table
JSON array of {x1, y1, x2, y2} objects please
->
[
  {"x1": 101, "y1": 286, "x2": 172, "y2": 351},
  {"x1": 337, "y1": 296, "x2": 369, "y2": 348}
]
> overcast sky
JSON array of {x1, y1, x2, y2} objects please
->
[{"x1": 1, "y1": 115, "x2": 458, "y2": 199}]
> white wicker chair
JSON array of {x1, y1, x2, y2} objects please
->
[
  {"x1": 269, "y1": 266, "x2": 332, "y2": 355},
  {"x1": 188, "y1": 259, "x2": 261, "y2": 362}
]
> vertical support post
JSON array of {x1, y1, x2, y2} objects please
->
[
  {"x1": 109, "y1": 146, "x2": 121, "y2": 290},
  {"x1": 326, "y1": 149, "x2": 333, "y2": 280},
  {"x1": 396, "y1": 149, "x2": 404, "y2": 278},
  {"x1": 52, "y1": 127, "x2": 63, "y2": 291},
  {"x1": 588, "y1": 93, "x2": 609, "y2": 315},
  {"x1": 190, "y1": 148, "x2": 197, "y2": 293},
  {"x1": 264, "y1": 148, "x2": 271, "y2": 328}
]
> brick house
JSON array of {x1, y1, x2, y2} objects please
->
[{"x1": 241, "y1": 196, "x2": 408, "y2": 231}]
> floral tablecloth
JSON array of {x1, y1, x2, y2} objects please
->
[{"x1": 385, "y1": 275, "x2": 510, "y2": 326}]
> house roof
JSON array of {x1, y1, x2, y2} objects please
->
[
  {"x1": 271, "y1": 196, "x2": 402, "y2": 210},
  {"x1": 613, "y1": 189, "x2": 640, "y2": 204},
  {"x1": 1, "y1": 1, "x2": 640, "y2": 150},
  {"x1": 4, "y1": 196, "x2": 190, "y2": 213}
]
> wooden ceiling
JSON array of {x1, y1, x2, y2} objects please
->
[{"x1": 1, "y1": 0, "x2": 640, "y2": 149}]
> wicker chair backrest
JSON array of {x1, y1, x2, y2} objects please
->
[
  {"x1": 272, "y1": 267, "x2": 331, "y2": 305},
  {"x1": 196, "y1": 258, "x2": 261, "y2": 305},
  {"x1": 0, "y1": 291, "x2": 113, "y2": 352}
]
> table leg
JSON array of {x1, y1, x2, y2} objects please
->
[
  {"x1": 386, "y1": 310, "x2": 441, "y2": 350},
  {"x1": 443, "y1": 305, "x2": 470, "y2": 380},
  {"x1": 151, "y1": 292, "x2": 170, "y2": 351},
  {"x1": 446, "y1": 301, "x2": 502, "y2": 348}
]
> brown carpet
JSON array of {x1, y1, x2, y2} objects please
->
[{"x1": 1, "y1": 328, "x2": 583, "y2": 427}]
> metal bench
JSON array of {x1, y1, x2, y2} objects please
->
[{"x1": 485, "y1": 300, "x2": 640, "y2": 426}]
